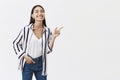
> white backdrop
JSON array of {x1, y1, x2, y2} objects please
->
[{"x1": 0, "y1": 0, "x2": 120, "y2": 80}]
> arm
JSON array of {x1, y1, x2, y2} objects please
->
[
  {"x1": 13, "y1": 28, "x2": 25, "y2": 59},
  {"x1": 49, "y1": 35, "x2": 56, "y2": 50},
  {"x1": 13, "y1": 28, "x2": 35, "y2": 64},
  {"x1": 49, "y1": 27, "x2": 63, "y2": 50}
]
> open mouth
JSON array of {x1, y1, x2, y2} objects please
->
[{"x1": 37, "y1": 15, "x2": 44, "y2": 19}]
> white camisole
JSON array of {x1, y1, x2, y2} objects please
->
[{"x1": 28, "y1": 33, "x2": 42, "y2": 58}]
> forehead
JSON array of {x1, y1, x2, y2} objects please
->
[{"x1": 34, "y1": 6, "x2": 44, "y2": 11}]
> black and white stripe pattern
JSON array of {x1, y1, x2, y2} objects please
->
[{"x1": 13, "y1": 24, "x2": 52, "y2": 75}]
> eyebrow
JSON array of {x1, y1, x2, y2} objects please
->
[{"x1": 34, "y1": 9, "x2": 44, "y2": 12}]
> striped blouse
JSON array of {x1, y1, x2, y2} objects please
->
[{"x1": 13, "y1": 24, "x2": 52, "y2": 75}]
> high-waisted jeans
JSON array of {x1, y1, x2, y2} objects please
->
[{"x1": 22, "y1": 56, "x2": 47, "y2": 80}]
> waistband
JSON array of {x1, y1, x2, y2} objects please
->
[{"x1": 28, "y1": 55, "x2": 42, "y2": 62}]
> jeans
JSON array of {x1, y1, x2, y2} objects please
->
[{"x1": 22, "y1": 56, "x2": 47, "y2": 80}]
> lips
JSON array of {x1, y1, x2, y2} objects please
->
[
  {"x1": 37, "y1": 15, "x2": 44, "y2": 19},
  {"x1": 37, "y1": 15, "x2": 42, "y2": 18}
]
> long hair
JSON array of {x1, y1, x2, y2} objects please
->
[{"x1": 29, "y1": 5, "x2": 47, "y2": 27}]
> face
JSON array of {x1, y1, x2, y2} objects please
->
[{"x1": 32, "y1": 6, "x2": 45, "y2": 22}]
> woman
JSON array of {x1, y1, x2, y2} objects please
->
[{"x1": 13, "y1": 5, "x2": 62, "y2": 80}]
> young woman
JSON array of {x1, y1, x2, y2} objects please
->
[{"x1": 13, "y1": 5, "x2": 62, "y2": 80}]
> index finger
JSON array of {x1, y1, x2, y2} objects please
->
[{"x1": 58, "y1": 27, "x2": 63, "y2": 31}]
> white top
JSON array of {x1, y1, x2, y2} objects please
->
[{"x1": 28, "y1": 33, "x2": 42, "y2": 58}]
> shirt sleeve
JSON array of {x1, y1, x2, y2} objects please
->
[
  {"x1": 46, "y1": 28, "x2": 52, "y2": 54},
  {"x1": 13, "y1": 28, "x2": 25, "y2": 59}
]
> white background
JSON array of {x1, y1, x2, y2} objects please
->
[{"x1": 0, "y1": 0, "x2": 120, "y2": 80}]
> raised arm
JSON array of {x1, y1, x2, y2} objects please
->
[{"x1": 49, "y1": 27, "x2": 63, "y2": 49}]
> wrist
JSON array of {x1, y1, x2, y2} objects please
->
[
  {"x1": 52, "y1": 35, "x2": 57, "y2": 39},
  {"x1": 23, "y1": 54, "x2": 28, "y2": 58}
]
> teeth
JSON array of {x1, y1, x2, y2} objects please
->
[
  {"x1": 40, "y1": 16, "x2": 43, "y2": 17},
  {"x1": 37, "y1": 16, "x2": 43, "y2": 18},
  {"x1": 38, "y1": 15, "x2": 43, "y2": 17}
]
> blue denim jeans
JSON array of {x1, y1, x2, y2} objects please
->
[{"x1": 22, "y1": 56, "x2": 47, "y2": 80}]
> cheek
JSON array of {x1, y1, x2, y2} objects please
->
[
  {"x1": 42, "y1": 13, "x2": 45, "y2": 16},
  {"x1": 32, "y1": 14, "x2": 35, "y2": 19}
]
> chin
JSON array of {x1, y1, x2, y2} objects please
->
[
  {"x1": 38, "y1": 18, "x2": 44, "y2": 21},
  {"x1": 36, "y1": 19, "x2": 43, "y2": 21}
]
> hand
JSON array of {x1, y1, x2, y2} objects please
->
[
  {"x1": 53, "y1": 27, "x2": 63, "y2": 38},
  {"x1": 24, "y1": 55, "x2": 35, "y2": 64}
]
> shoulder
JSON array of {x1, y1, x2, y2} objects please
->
[
  {"x1": 19, "y1": 24, "x2": 32, "y2": 34},
  {"x1": 22, "y1": 24, "x2": 33, "y2": 30},
  {"x1": 45, "y1": 27, "x2": 51, "y2": 32},
  {"x1": 24, "y1": 24, "x2": 32, "y2": 29}
]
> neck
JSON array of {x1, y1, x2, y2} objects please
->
[{"x1": 34, "y1": 21, "x2": 43, "y2": 29}]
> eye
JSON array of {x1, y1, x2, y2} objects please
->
[
  {"x1": 40, "y1": 9, "x2": 44, "y2": 13},
  {"x1": 35, "y1": 10, "x2": 39, "y2": 13}
]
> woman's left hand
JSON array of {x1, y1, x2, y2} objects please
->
[{"x1": 53, "y1": 27, "x2": 63, "y2": 38}]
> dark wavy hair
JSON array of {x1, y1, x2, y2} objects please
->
[{"x1": 29, "y1": 5, "x2": 47, "y2": 27}]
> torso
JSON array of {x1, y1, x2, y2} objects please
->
[{"x1": 28, "y1": 26, "x2": 44, "y2": 58}]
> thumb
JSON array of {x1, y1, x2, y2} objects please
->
[{"x1": 31, "y1": 59, "x2": 35, "y2": 63}]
